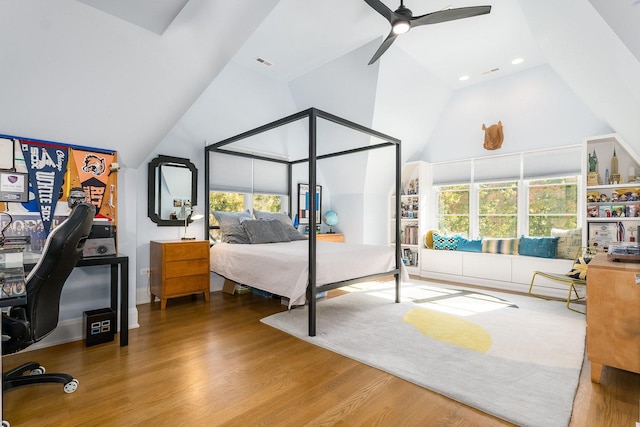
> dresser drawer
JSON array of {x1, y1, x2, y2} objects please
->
[
  {"x1": 164, "y1": 274, "x2": 210, "y2": 296},
  {"x1": 163, "y1": 242, "x2": 209, "y2": 261},
  {"x1": 165, "y1": 258, "x2": 209, "y2": 279}
]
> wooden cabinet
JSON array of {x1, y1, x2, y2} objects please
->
[
  {"x1": 150, "y1": 240, "x2": 210, "y2": 309},
  {"x1": 316, "y1": 233, "x2": 344, "y2": 243},
  {"x1": 586, "y1": 253, "x2": 640, "y2": 382}
]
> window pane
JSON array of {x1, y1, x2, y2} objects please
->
[
  {"x1": 528, "y1": 176, "x2": 578, "y2": 236},
  {"x1": 479, "y1": 216, "x2": 518, "y2": 238},
  {"x1": 436, "y1": 185, "x2": 470, "y2": 235},
  {"x1": 209, "y1": 192, "x2": 245, "y2": 226},
  {"x1": 253, "y1": 194, "x2": 282, "y2": 213},
  {"x1": 478, "y1": 182, "x2": 517, "y2": 215}
]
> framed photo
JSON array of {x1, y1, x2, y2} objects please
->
[
  {"x1": 588, "y1": 222, "x2": 618, "y2": 249},
  {"x1": 298, "y1": 183, "x2": 322, "y2": 225}
]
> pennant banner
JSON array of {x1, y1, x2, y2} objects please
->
[
  {"x1": 72, "y1": 149, "x2": 114, "y2": 215},
  {"x1": 20, "y1": 141, "x2": 69, "y2": 235}
]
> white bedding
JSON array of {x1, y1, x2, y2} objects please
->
[{"x1": 210, "y1": 240, "x2": 407, "y2": 307}]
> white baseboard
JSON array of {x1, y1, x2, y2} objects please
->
[{"x1": 24, "y1": 307, "x2": 139, "y2": 352}]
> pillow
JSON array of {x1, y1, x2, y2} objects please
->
[
  {"x1": 456, "y1": 237, "x2": 483, "y2": 252},
  {"x1": 254, "y1": 210, "x2": 293, "y2": 226},
  {"x1": 424, "y1": 229, "x2": 438, "y2": 248},
  {"x1": 432, "y1": 232, "x2": 460, "y2": 250},
  {"x1": 219, "y1": 223, "x2": 250, "y2": 244},
  {"x1": 281, "y1": 222, "x2": 307, "y2": 241},
  {"x1": 551, "y1": 228, "x2": 582, "y2": 259},
  {"x1": 518, "y1": 236, "x2": 559, "y2": 258},
  {"x1": 482, "y1": 238, "x2": 520, "y2": 255},
  {"x1": 212, "y1": 210, "x2": 252, "y2": 227},
  {"x1": 241, "y1": 219, "x2": 291, "y2": 244},
  {"x1": 566, "y1": 256, "x2": 591, "y2": 280}
]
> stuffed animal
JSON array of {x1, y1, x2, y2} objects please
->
[{"x1": 482, "y1": 121, "x2": 504, "y2": 150}]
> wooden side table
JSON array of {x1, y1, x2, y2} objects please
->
[
  {"x1": 315, "y1": 233, "x2": 344, "y2": 243},
  {"x1": 150, "y1": 240, "x2": 210, "y2": 309},
  {"x1": 586, "y1": 253, "x2": 640, "y2": 382}
]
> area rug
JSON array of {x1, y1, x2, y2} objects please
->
[{"x1": 261, "y1": 281, "x2": 586, "y2": 427}]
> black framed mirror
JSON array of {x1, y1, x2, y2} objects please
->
[{"x1": 148, "y1": 155, "x2": 198, "y2": 226}]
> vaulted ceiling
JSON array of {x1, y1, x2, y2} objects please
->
[{"x1": 0, "y1": 0, "x2": 638, "y2": 169}]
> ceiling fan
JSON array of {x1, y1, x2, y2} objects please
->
[{"x1": 364, "y1": 0, "x2": 492, "y2": 65}]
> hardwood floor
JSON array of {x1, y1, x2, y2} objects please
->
[{"x1": 3, "y1": 288, "x2": 639, "y2": 426}]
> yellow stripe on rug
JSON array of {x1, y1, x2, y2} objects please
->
[{"x1": 403, "y1": 308, "x2": 492, "y2": 353}]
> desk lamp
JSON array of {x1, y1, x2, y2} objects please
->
[{"x1": 180, "y1": 201, "x2": 203, "y2": 240}]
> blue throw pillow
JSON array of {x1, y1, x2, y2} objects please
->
[
  {"x1": 457, "y1": 237, "x2": 483, "y2": 252},
  {"x1": 518, "y1": 236, "x2": 559, "y2": 258}
]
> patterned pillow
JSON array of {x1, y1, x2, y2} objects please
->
[
  {"x1": 551, "y1": 228, "x2": 582, "y2": 259},
  {"x1": 482, "y1": 238, "x2": 520, "y2": 255},
  {"x1": 432, "y1": 232, "x2": 460, "y2": 250},
  {"x1": 241, "y1": 219, "x2": 291, "y2": 244},
  {"x1": 566, "y1": 256, "x2": 591, "y2": 280}
]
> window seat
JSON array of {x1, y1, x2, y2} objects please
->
[{"x1": 420, "y1": 249, "x2": 575, "y2": 299}]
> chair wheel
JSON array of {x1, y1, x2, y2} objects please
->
[
  {"x1": 64, "y1": 379, "x2": 79, "y2": 393},
  {"x1": 2, "y1": 420, "x2": 10, "y2": 427},
  {"x1": 30, "y1": 366, "x2": 46, "y2": 375}
]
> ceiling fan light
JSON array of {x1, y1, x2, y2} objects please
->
[{"x1": 392, "y1": 20, "x2": 410, "y2": 35}]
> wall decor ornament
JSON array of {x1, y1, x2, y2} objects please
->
[{"x1": 482, "y1": 120, "x2": 504, "y2": 150}]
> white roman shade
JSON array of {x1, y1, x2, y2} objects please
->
[
  {"x1": 209, "y1": 152, "x2": 288, "y2": 194},
  {"x1": 523, "y1": 146, "x2": 581, "y2": 179},
  {"x1": 473, "y1": 154, "x2": 521, "y2": 182},
  {"x1": 432, "y1": 160, "x2": 472, "y2": 185}
]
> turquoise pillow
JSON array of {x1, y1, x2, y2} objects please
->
[
  {"x1": 432, "y1": 232, "x2": 460, "y2": 250},
  {"x1": 518, "y1": 236, "x2": 559, "y2": 258},
  {"x1": 457, "y1": 237, "x2": 483, "y2": 252}
]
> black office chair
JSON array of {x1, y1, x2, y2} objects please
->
[{"x1": 2, "y1": 202, "x2": 95, "y2": 394}]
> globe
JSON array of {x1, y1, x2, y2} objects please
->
[{"x1": 323, "y1": 210, "x2": 339, "y2": 233}]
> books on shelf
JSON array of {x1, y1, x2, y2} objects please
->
[{"x1": 401, "y1": 224, "x2": 419, "y2": 245}]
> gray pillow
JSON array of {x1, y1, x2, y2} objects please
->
[
  {"x1": 220, "y1": 223, "x2": 250, "y2": 244},
  {"x1": 242, "y1": 220, "x2": 291, "y2": 244},
  {"x1": 281, "y1": 222, "x2": 307, "y2": 241},
  {"x1": 212, "y1": 210, "x2": 252, "y2": 227},
  {"x1": 253, "y1": 210, "x2": 293, "y2": 226}
]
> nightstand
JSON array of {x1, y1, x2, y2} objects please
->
[
  {"x1": 316, "y1": 233, "x2": 344, "y2": 243},
  {"x1": 150, "y1": 240, "x2": 210, "y2": 309}
]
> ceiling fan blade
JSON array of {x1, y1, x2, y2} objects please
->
[
  {"x1": 411, "y1": 5, "x2": 491, "y2": 27},
  {"x1": 363, "y1": 0, "x2": 395, "y2": 23},
  {"x1": 368, "y1": 31, "x2": 398, "y2": 65}
]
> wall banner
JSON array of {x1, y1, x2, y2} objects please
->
[
  {"x1": 72, "y1": 149, "x2": 114, "y2": 215},
  {"x1": 20, "y1": 141, "x2": 69, "y2": 235}
]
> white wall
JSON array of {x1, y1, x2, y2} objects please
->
[{"x1": 422, "y1": 65, "x2": 612, "y2": 163}]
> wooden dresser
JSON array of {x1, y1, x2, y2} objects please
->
[
  {"x1": 150, "y1": 240, "x2": 210, "y2": 309},
  {"x1": 586, "y1": 253, "x2": 640, "y2": 382}
]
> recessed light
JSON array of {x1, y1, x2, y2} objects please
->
[
  {"x1": 459, "y1": 75, "x2": 470, "y2": 81},
  {"x1": 511, "y1": 58, "x2": 524, "y2": 65}
]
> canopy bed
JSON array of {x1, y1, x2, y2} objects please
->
[{"x1": 205, "y1": 108, "x2": 404, "y2": 336}]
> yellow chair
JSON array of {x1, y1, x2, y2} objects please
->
[{"x1": 528, "y1": 247, "x2": 600, "y2": 314}]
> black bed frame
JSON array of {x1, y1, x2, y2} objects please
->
[{"x1": 205, "y1": 108, "x2": 402, "y2": 336}]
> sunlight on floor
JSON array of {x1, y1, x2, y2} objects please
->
[{"x1": 342, "y1": 280, "x2": 517, "y2": 317}]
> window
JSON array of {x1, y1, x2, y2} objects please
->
[
  {"x1": 527, "y1": 177, "x2": 578, "y2": 236},
  {"x1": 208, "y1": 191, "x2": 285, "y2": 241},
  {"x1": 437, "y1": 185, "x2": 470, "y2": 236},
  {"x1": 478, "y1": 181, "x2": 518, "y2": 238}
]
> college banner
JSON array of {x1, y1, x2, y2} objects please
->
[
  {"x1": 72, "y1": 149, "x2": 114, "y2": 215},
  {"x1": 20, "y1": 141, "x2": 69, "y2": 235}
]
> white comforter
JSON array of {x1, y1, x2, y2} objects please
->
[{"x1": 210, "y1": 240, "x2": 407, "y2": 307}]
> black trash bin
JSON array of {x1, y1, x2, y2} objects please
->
[{"x1": 83, "y1": 308, "x2": 115, "y2": 347}]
